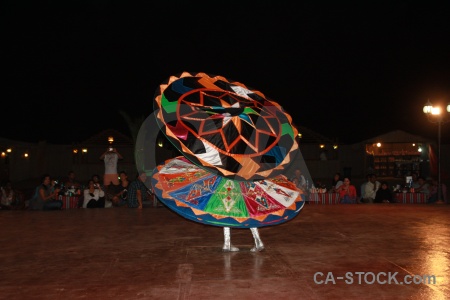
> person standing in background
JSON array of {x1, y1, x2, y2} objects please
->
[{"x1": 99, "y1": 147, "x2": 123, "y2": 190}]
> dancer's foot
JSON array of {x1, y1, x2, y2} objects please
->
[
  {"x1": 222, "y1": 244, "x2": 240, "y2": 252},
  {"x1": 250, "y1": 244, "x2": 265, "y2": 252}
]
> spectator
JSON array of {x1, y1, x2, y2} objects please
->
[
  {"x1": 362, "y1": 173, "x2": 380, "y2": 204},
  {"x1": 92, "y1": 174, "x2": 112, "y2": 207},
  {"x1": 1, "y1": 180, "x2": 19, "y2": 210},
  {"x1": 99, "y1": 147, "x2": 123, "y2": 190},
  {"x1": 91, "y1": 174, "x2": 104, "y2": 189},
  {"x1": 291, "y1": 169, "x2": 307, "y2": 191},
  {"x1": 82, "y1": 179, "x2": 105, "y2": 208},
  {"x1": 336, "y1": 177, "x2": 357, "y2": 204},
  {"x1": 415, "y1": 176, "x2": 430, "y2": 196},
  {"x1": 29, "y1": 174, "x2": 63, "y2": 211},
  {"x1": 331, "y1": 172, "x2": 343, "y2": 192},
  {"x1": 64, "y1": 170, "x2": 81, "y2": 189},
  {"x1": 110, "y1": 170, "x2": 130, "y2": 207},
  {"x1": 410, "y1": 172, "x2": 420, "y2": 189},
  {"x1": 374, "y1": 181, "x2": 393, "y2": 203},
  {"x1": 127, "y1": 172, "x2": 149, "y2": 209},
  {"x1": 60, "y1": 170, "x2": 83, "y2": 196}
]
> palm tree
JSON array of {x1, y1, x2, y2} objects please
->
[{"x1": 119, "y1": 110, "x2": 146, "y2": 147}]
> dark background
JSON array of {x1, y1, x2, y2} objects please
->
[{"x1": 2, "y1": 1, "x2": 450, "y2": 144}]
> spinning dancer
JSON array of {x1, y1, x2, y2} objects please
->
[{"x1": 145, "y1": 72, "x2": 306, "y2": 251}]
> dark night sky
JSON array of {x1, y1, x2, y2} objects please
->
[{"x1": 2, "y1": 1, "x2": 450, "y2": 145}]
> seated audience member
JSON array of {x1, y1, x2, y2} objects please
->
[
  {"x1": 82, "y1": 179, "x2": 105, "y2": 208},
  {"x1": 91, "y1": 174, "x2": 104, "y2": 189},
  {"x1": 362, "y1": 173, "x2": 380, "y2": 204},
  {"x1": 64, "y1": 170, "x2": 81, "y2": 193},
  {"x1": 410, "y1": 172, "x2": 420, "y2": 189},
  {"x1": 374, "y1": 181, "x2": 393, "y2": 203},
  {"x1": 2, "y1": 181, "x2": 26, "y2": 210},
  {"x1": 92, "y1": 174, "x2": 112, "y2": 207},
  {"x1": 29, "y1": 174, "x2": 63, "y2": 211},
  {"x1": 414, "y1": 176, "x2": 430, "y2": 195},
  {"x1": 291, "y1": 169, "x2": 307, "y2": 191},
  {"x1": 110, "y1": 171, "x2": 130, "y2": 207},
  {"x1": 127, "y1": 172, "x2": 150, "y2": 209},
  {"x1": 1, "y1": 180, "x2": 17, "y2": 210},
  {"x1": 331, "y1": 172, "x2": 343, "y2": 192},
  {"x1": 336, "y1": 177, "x2": 357, "y2": 204}
]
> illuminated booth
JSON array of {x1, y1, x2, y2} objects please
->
[{"x1": 363, "y1": 130, "x2": 432, "y2": 178}]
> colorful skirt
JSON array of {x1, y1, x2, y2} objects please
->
[{"x1": 151, "y1": 157, "x2": 305, "y2": 228}]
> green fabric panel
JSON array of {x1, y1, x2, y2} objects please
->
[
  {"x1": 161, "y1": 94, "x2": 177, "y2": 113},
  {"x1": 203, "y1": 179, "x2": 249, "y2": 218},
  {"x1": 281, "y1": 123, "x2": 295, "y2": 139}
]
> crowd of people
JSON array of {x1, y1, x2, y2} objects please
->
[
  {"x1": 2, "y1": 157, "x2": 448, "y2": 211},
  {"x1": 0, "y1": 147, "x2": 156, "y2": 211},
  {"x1": 0, "y1": 171, "x2": 156, "y2": 211},
  {"x1": 289, "y1": 169, "x2": 448, "y2": 205},
  {"x1": 357, "y1": 171, "x2": 447, "y2": 204}
]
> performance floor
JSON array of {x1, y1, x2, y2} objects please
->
[{"x1": 1, "y1": 203, "x2": 449, "y2": 300}]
